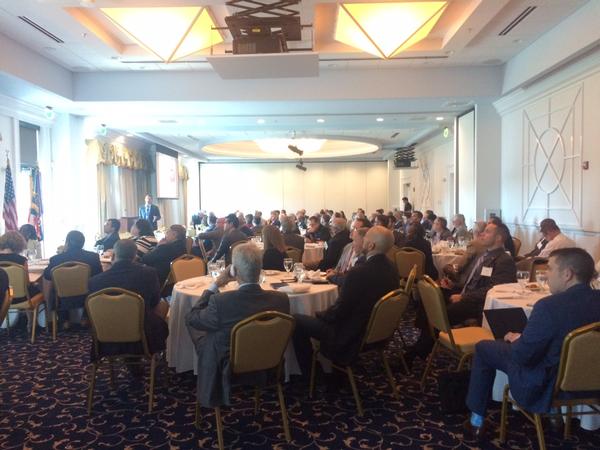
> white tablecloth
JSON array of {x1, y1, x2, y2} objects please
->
[
  {"x1": 484, "y1": 283, "x2": 599, "y2": 431},
  {"x1": 432, "y1": 251, "x2": 464, "y2": 276},
  {"x1": 302, "y1": 243, "x2": 324, "y2": 266},
  {"x1": 167, "y1": 272, "x2": 338, "y2": 377}
]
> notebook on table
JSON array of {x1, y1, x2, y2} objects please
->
[{"x1": 483, "y1": 307, "x2": 528, "y2": 340}]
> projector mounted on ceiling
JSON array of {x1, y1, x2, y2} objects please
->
[
  {"x1": 224, "y1": 0, "x2": 304, "y2": 54},
  {"x1": 393, "y1": 143, "x2": 418, "y2": 169}
]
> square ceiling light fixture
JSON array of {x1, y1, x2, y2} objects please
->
[
  {"x1": 101, "y1": 7, "x2": 223, "y2": 63},
  {"x1": 334, "y1": 1, "x2": 447, "y2": 59}
]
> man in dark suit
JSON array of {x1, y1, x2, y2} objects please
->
[
  {"x1": 440, "y1": 221, "x2": 517, "y2": 325},
  {"x1": 210, "y1": 213, "x2": 247, "y2": 264},
  {"x1": 305, "y1": 215, "x2": 331, "y2": 243},
  {"x1": 319, "y1": 217, "x2": 351, "y2": 271},
  {"x1": 88, "y1": 239, "x2": 169, "y2": 357},
  {"x1": 326, "y1": 227, "x2": 367, "y2": 287},
  {"x1": 464, "y1": 248, "x2": 600, "y2": 440},
  {"x1": 42, "y1": 230, "x2": 103, "y2": 327},
  {"x1": 195, "y1": 214, "x2": 222, "y2": 255},
  {"x1": 141, "y1": 224, "x2": 187, "y2": 286},
  {"x1": 186, "y1": 243, "x2": 290, "y2": 407},
  {"x1": 138, "y1": 194, "x2": 161, "y2": 230},
  {"x1": 293, "y1": 226, "x2": 399, "y2": 376},
  {"x1": 281, "y1": 216, "x2": 304, "y2": 253},
  {"x1": 94, "y1": 218, "x2": 120, "y2": 251}
]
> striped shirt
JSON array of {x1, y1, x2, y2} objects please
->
[{"x1": 133, "y1": 235, "x2": 158, "y2": 259}]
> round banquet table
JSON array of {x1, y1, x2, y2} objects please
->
[
  {"x1": 167, "y1": 271, "x2": 338, "y2": 379},
  {"x1": 432, "y1": 250, "x2": 465, "y2": 276},
  {"x1": 302, "y1": 243, "x2": 324, "y2": 266},
  {"x1": 484, "y1": 283, "x2": 599, "y2": 431}
]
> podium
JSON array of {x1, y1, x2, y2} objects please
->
[{"x1": 120, "y1": 216, "x2": 138, "y2": 232}]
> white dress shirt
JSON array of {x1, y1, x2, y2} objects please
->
[{"x1": 539, "y1": 233, "x2": 576, "y2": 258}]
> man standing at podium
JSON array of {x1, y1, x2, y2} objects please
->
[{"x1": 139, "y1": 194, "x2": 161, "y2": 230}]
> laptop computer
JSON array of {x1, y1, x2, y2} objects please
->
[{"x1": 483, "y1": 308, "x2": 528, "y2": 340}]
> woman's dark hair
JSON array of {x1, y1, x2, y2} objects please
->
[
  {"x1": 19, "y1": 224, "x2": 39, "y2": 241},
  {"x1": 134, "y1": 219, "x2": 154, "y2": 237}
]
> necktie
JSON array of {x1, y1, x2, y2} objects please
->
[
  {"x1": 461, "y1": 253, "x2": 487, "y2": 295},
  {"x1": 146, "y1": 205, "x2": 150, "y2": 219}
]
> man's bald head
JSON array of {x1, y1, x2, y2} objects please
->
[{"x1": 363, "y1": 225, "x2": 394, "y2": 255}]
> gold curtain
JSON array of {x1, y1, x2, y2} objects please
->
[{"x1": 87, "y1": 139, "x2": 148, "y2": 170}]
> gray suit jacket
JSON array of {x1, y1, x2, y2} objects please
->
[{"x1": 186, "y1": 284, "x2": 290, "y2": 407}]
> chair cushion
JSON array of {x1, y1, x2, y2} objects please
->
[{"x1": 439, "y1": 327, "x2": 494, "y2": 354}]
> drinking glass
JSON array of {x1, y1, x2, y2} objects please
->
[
  {"x1": 517, "y1": 270, "x2": 530, "y2": 290},
  {"x1": 95, "y1": 244, "x2": 104, "y2": 255},
  {"x1": 293, "y1": 263, "x2": 305, "y2": 282},
  {"x1": 283, "y1": 258, "x2": 294, "y2": 273},
  {"x1": 208, "y1": 262, "x2": 220, "y2": 280},
  {"x1": 536, "y1": 270, "x2": 548, "y2": 289},
  {"x1": 216, "y1": 260, "x2": 225, "y2": 272},
  {"x1": 458, "y1": 237, "x2": 465, "y2": 248}
]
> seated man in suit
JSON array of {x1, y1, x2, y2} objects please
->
[
  {"x1": 326, "y1": 227, "x2": 368, "y2": 286},
  {"x1": 43, "y1": 230, "x2": 103, "y2": 329},
  {"x1": 194, "y1": 214, "x2": 222, "y2": 256},
  {"x1": 88, "y1": 239, "x2": 169, "y2": 358},
  {"x1": 304, "y1": 215, "x2": 331, "y2": 243},
  {"x1": 210, "y1": 213, "x2": 247, "y2": 264},
  {"x1": 185, "y1": 243, "x2": 290, "y2": 408},
  {"x1": 464, "y1": 248, "x2": 600, "y2": 441},
  {"x1": 94, "y1": 218, "x2": 120, "y2": 251},
  {"x1": 281, "y1": 216, "x2": 304, "y2": 253},
  {"x1": 293, "y1": 226, "x2": 399, "y2": 377},
  {"x1": 450, "y1": 214, "x2": 469, "y2": 242},
  {"x1": 318, "y1": 217, "x2": 351, "y2": 271},
  {"x1": 141, "y1": 224, "x2": 187, "y2": 287},
  {"x1": 431, "y1": 216, "x2": 452, "y2": 245}
]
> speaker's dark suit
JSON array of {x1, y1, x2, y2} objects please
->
[
  {"x1": 138, "y1": 204, "x2": 161, "y2": 230},
  {"x1": 88, "y1": 260, "x2": 169, "y2": 358},
  {"x1": 186, "y1": 284, "x2": 290, "y2": 407},
  {"x1": 467, "y1": 284, "x2": 600, "y2": 415},
  {"x1": 293, "y1": 253, "x2": 399, "y2": 371}
]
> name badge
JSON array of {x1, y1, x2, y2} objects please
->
[
  {"x1": 536, "y1": 241, "x2": 543, "y2": 249},
  {"x1": 481, "y1": 266, "x2": 493, "y2": 277}
]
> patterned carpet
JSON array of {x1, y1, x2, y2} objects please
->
[{"x1": 1, "y1": 310, "x2": 599, "y2": 450}]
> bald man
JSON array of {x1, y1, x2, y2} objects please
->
[{"x1": 292, "y1": 226, "x2": 399, "y2": 377}]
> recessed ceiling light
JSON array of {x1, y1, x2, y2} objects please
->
[
  {"x1": 316, "y1": 118, "x2": 325, "y2": 123},
  {"x1": 376, "y1": 117, "x2": 384, "y2": 122},
  {"x1": 257, "y1": 119, "x2": 265, "y2": 124},
  {"x1": 436, "y1": 116, "x2": 444, "y2": 121}
]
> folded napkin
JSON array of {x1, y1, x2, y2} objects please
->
[
  {"x1": 304, "y1": 270, "x2": 325, "y2": 281},
  {"x1": 176, "y1": 281, "x2": 202, "y2": 290},
  {"x1": 277, "y1": 284, "x2": 311, "y2": 294}
]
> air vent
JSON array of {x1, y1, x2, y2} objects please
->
[
  {"x1": 390, "y1": 132, "x2": 400, "y2": 139},
  {"x1": 18, "y1": 16, "x2": 64, "y2": 43},
  {"x1": 159, "y1": 119, "x2": 178, "y2": 124},
  {"x1": 499, "y1": 6, "x2": 537, "y2": 36}
]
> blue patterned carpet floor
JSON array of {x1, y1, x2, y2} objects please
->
[{"x1": 1, "y1": 310, "x2": 599, "y2": 450}]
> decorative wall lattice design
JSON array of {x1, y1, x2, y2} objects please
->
[{"x1": 522, "y1": 84, "x2": 583, "y2": 228}]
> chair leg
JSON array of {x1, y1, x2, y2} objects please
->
[
  {"x1": 533, "y1": 413, "x2": 546, "y2": 450},
  {"x1": 420, "y1": 340, "x2": 439, "y2": 390},
  {"x1": 276, "y1": 382, "x2": 292, "y2": 442},
  {"x1": 564, "y1": 406, "x2": 572, "y2": 438},
  {"x1": 308, "y1": 350, "x2": 318, "y2": 398},
  {"x1": 5, "y1": 312, "x2": 9, "y2": 336},
  {"x1": 381, "y1": 350, "x2": 399, "y2": 400},
  {"x1": 214, "y1": 406, "x2": 225, "y2": 450},
  {"x1": 398, "y1": 351, "x2": 410, "y2": 375},
  {"x1": 253, "y1": 386, "x2": 261, "y2": 414},
  {"x1": 87, "y1": 363, "x2": 98, "y2": 414},
  {"x1": 30, "y1": 307, "x2": 38, "y2": 344},
  {"x1": 195, "y1": 400, "x2": 201, "y2": 429},
  {"x1": 346, "y1": 367, "x2": 364, "y2": 417},
  {"x1": 499, "y1": 385, "x2": 510, "y2": 443},
  {"x1": 148, "y1": 355, "x2": 157, "y2": 413},
  {"x1": 52, "y1": 311, "x2": 57, "y2": 341},
  {"x1": 457, "y1": 353, "x2": 470, "y2": 371}
]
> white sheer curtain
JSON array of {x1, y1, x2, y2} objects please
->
[{"x1": 97, "y1": 164, "x2": 149, "y2": 229}]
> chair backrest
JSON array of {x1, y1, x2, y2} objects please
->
[
  {"x1": 52, "y1": 262, "x2": 91, "y2": 298},
  {"x1": 417, "y1": 275, "x2": 454, "y2": 343},
  {"x1": 530, "y1": 258, "x2": 549, "y2": 282},
  {"x1": 555, "y1": 322, "x2": 600, "y2": 393},
  {"x1": 230, "y1": 311, "x2": 295, "y2": 375},
  {"x1": 185, "y1": 237, "x2": 194, "y2": 254},
  {"x1": 396, "y1": 247, "x2": 425, "y2": 279},
  {"x1": 404, "y1": 264, "x2": 417, "y2": 295},
  {"x1": 0, "y1": 262, "x2": 29, "y2": 300},
  {"x1": 197, "y1": 240, "x2": 208, "y2": 261},
  {"x1": 86, "y1": 288, "x2": 148, "y2": 352},
  {"x1": 170, "y1": 254, "x2": 206, "y2": 282},
  {"x1": 386, "y1": 245, "x2": 400, "y2": 264},
  {"x1": 512, "y1": 237, "x2": 522, "y2": 256},
  {"x1": 362, "y1": 289, "x2": 409, "y2": 348},
  {"x1": 0, "y1": 287, "x2": 12, "y2": 325},
  {"x1": 285, "y1": 246, "x2": 302, "y2": 263}
]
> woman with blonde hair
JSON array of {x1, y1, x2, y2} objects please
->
[{"x1": 261, "y1": 224, "x2": 287, "y2": 271}]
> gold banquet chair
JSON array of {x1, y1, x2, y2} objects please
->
[
  {"x1": 86, "y1": 288, "x2": 166, "y2": 414},
  {"x1": 418, "y1": 276, "x2": 493, "y2": 389},
  {"x1": 51, "y1": 262, "x2": 91, "y2": 341},
  {"x1": 396, "y1": 247, "x2": 425, "y2": 280},
  {"x1": 195, "y1": 311, "x2": 295, "y2": 450},
  {"x1": 512, "y1": 237, "x2": 522, "y2": 257},
  {"x1": 1, "y1": 261, "x2": 45, "y2": 344},
  {"x1": 170, "y1": 254, "x2": 206, "y2": 283},
  {"x1": 0, "y1": 285, "x2": 13, "y2": 330},
  {"x1": 285, "y1": 246, "x2": 302, "y2": 264},
  {"x1": 500, "y1": 322, "x2": 600, "y2": 450},
  {"x1": 309, "y1": 290, "x2": 410, "y2": 416}
]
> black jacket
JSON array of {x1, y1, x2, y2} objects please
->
[
  {"x1": 405, "y1": 237, "x2": 438, "y2": 279},
  {"x1": 43, "y1": 248, "x2": 103, "y2": 281},
  {"x1": 319, "y1": 229, "x2": 352, "y2": 271},
  {"x1": 95, "y1": 232, "x2": 119, "y2": 251},
  {"x1": 141, "y1": 239, "x2": 187, "y2": 285},
  {"x1": 461, "y1": 247, "x2": 517, "y2": 304}
]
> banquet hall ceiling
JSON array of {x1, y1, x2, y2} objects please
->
[{"x1": 0, "y1": 0, "x2": 592, "y2": 161}]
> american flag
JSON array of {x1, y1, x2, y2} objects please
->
[
  {"x1": 3, "y1": 159, "x2": 18, "y2": 231},
  {"x1": 28, "y1": 167, "x2": 44, "y2": 240}
]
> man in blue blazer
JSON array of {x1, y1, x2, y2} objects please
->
[
  {"x1": 138, "y1": 194, "x2": 161, "y2": 230},
  {"x1": 464, "y1": 247, "x2": 600, "y2": 440}
]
